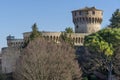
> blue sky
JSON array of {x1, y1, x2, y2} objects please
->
[{"x1": 0, "y1": 0, "x2": 120, "y2": 49}]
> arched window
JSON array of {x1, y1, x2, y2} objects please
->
[
  {"x1": 73, "y1": 38, "x2": 75, "y2": 42},
  {"x1": 83, "y1": 17, "x2": 85, "y2": 21},
  {"x1": 92, "y1": 18, "x2": 94, "y2": 23},
  {"x1": 92, "y1": 11, "x2": 95, "y2": 15},
  {"x1": 56, "y1": 36, "x2": 59, "y2": 41},
  {"x1": 78, "y1": 38, "x2": 81, "y2": 43},
  {"x1": 76, "y1": 38, "x2": 78, "y2": 43},
  {"x1": 81, "y1": 38, "x2": 84, "y2": 43},
  {"x1": 89, "y1": 18, "x2": 91, "y2": 23},
  {"x1": 79, "y1": 18, "x2": 81, "y2": 22},
  {"x1": 53, "y1": 36, "x2": 56, "y2": 41},
  {"x1": 50, "y1": 36, "x2": 52, "y2": 40}
]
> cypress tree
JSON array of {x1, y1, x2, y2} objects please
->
[
  {"x1": 23, "y1": 23, "x2": 41, "y2": 48},
  {"x1": 29, "y1": 23, "x2": 42, "y2": 40}
]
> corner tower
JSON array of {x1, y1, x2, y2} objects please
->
[{"x1": 72, "y1": 7, "x2": 103, "y2": 33}]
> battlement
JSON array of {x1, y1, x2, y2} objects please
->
[
  {"x1": 6, "y1": 35, "x2": 24, "y2": 48},
  {"x1": 72, "y1": 7, "x2": 103, "y2": 33},
  {"x1": 23, "y1": 32, "x2": 89, "y2": 46},
  {"x1": 7, "y1": 35, "x2": 15, "y2": 40}
]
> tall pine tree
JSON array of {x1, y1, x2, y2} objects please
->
[
  {"x1": 23, "y1": 23, "x2": 41, "y2": 48},
  {"x1": 29, "y1": 23, "x2": 42, "y2": 40},
  {"x1": 65, "y1": 27, "x2": 74, "y2": 33},
  {"x1": 109, "y1": 9, "x2": 120, "y2": 28}
]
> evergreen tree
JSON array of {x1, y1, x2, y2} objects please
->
[
  {"x1": 65, "y1": 27, "x2": 74, "y2": 33},
  {"x1": 109, "y1": 9, "x2": 120, "y2": 28},
  {"x1": 23, "y1": 23, "x2": 41, "y2": 48},
  {"x1": 29, "y1": 23, "x2": 42, "y2": 40},
  {"x1": 79, "y1": 28, "x2": 120, "y2": 79},
  {"x1": 60, "y1": 27, "x2": 74, "y2": 46}
]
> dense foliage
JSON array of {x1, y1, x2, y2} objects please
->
[
  {"x1": 29, "y1": 23, "x2": 42, "y2": 40},
  {"x1": 23, "y1": 23, "x2": 41, "y2": 48},
  {"x1": 14, "y1": 38, "x2": 82, "y2": 80},
  {"x1": 60, "y1": 27, "x2": 74, "y2": 46},
  {"x1": 81, "y1": 28, "x2": 120, "y2": 79},
  {"x1": 84, "y1": 28, "x2": 120, "y2": 56},
  {"x1": 109, "y1": 9, "x2": 120, "y2": 28},
  {"x1": 65, "y1": 27, "x2": 74, "y2": 33}
]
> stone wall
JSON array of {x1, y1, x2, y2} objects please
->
[
  {"x1": 1, "y1": 32, "x2": 89, "y2": 74},
  {"x1": 1, "y1": 7, "x2": 103, "y2": 74},
  {"x1": 23, "y1": 32, "x2": 89, "y2": 46},
  {"x1": 1, "y1": 47, "x2": 20, "y2": 73}
]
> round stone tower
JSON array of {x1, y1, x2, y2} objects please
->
[{"x1": 72, "y1": 7, "x2": 103, "y2": 33}]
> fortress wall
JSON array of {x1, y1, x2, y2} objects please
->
[
  {"x1": 42, "y1": 32, "x2": 61, "y2": 36},
  {"x1": 23, "y1": 32, "x2": 88, "y2": 46},
  {"x1": 69, "y1": 33, "x2": 89, "y2": 45},
  {"x1": 7, "y1": 39, "x2": 24, "y2": 47},
  {"x1": 23, "y1": 32, "x2": 31, "y2": 41},
  {"x1": 2, "y1": 32, "x2": 88, "y2": 74},
  {"x1": 1, "y1": 47, "x2": 20, "y2": 73},
  {"x1": 42, "y1": 32, "x2": 61, "y2": 43},
  {"x1": 87, "y1": 23, "x2": 100, "y2": 33}
]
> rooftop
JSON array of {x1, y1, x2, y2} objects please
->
[{"x1": 72, "y1": 7, "x2": 102, "y2": 12}]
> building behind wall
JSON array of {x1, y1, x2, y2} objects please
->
[{"x1": 1, "y1": 6, "x2": 103, "y2": 74}]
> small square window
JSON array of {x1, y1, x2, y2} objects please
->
[
  {"x1": 92, "y1": 11, "x2": 95, "y2": 15},
  {"x1": 76, "y1": 25, "x2": 78, "y2": 28}
]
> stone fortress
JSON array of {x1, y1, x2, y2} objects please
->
[
  {"x1": 72, "y1": 7, "x2": 102, "y2": 33},
  {"x1": 6, "y1": 6, "x2": 103, "y2": 47},
  {"x1": 1, "y1": 7, "x2": 103, "y2": 73}
]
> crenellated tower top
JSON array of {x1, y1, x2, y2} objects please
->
[{"x1": 72, "y1": 7, "x2": 103, "y2": 33}]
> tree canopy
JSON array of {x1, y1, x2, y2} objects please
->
[
  {"x1": 65, "y1": 27, "x2": 74, "y2": 33},
  {"x1": 29, "y1": 23, "x2": 42, "y2": 40},
  {"x1": 109, "y1": 9, "x2": 120, "y2": 28},
  {"x1": 23, "y1": 23, "x2": 41, "y2": 48},
  {"x1": 60, "y1": 27, "x2": 74, "y2": 46},
  {"x1": 80, "y1": 28, "x2": 120, "y2": 79},
  {"x1": 14, "y1": 38, "x2": 82, "y2": 80}
]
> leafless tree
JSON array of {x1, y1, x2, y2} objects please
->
[{"x1": 14, "y1": 38, "x2": 82, "y2": 80}]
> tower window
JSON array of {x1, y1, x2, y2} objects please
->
[
  {"x1": 80, "y1": 18, "x2": 81, "y2": 22},
  {"x1": 74, "y1": 12, "x2": 77, "y2": 16},
  {"x1": 76, "y1": 25, "x2": 78, "y2": 28},
  {"x1": 83, "y1": 17, "x2": 85, "y2": 21},
  {"x1": 79, "y1": 11, "x2": 82, "y2": 15},
  {"x1": 86, "y1": 11, "x2": 89, "y2": 15},
  {"x1": 92, "y1": 11, "x2": 95, "y2": 15}
]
